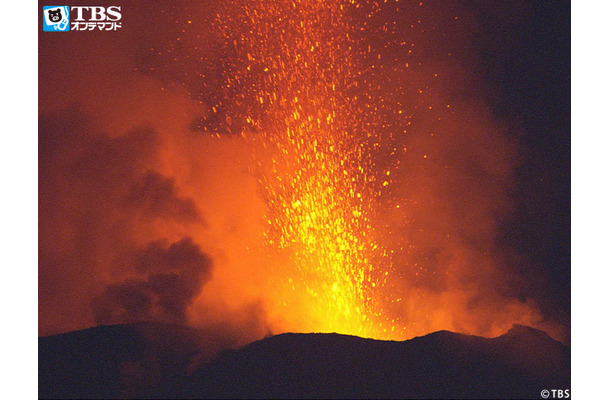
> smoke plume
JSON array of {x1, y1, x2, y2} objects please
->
[{"x1": 39, "y1": 0, "x2": 569, "y2": 345}]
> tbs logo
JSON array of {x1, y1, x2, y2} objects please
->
[
  {"x1": 42, "y1": 6, "x2": 70, "y2": 31},
  {"x1": 541, "y1": 389, "x2": 570, "y2": 399},
  {"x1": 42, "y1": 6, "x2": 122, "y2": 32}
]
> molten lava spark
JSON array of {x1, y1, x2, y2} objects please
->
[
  {"x1": 213, "y1": 0, "x2": 402, "y2": 338},
  {"x1": 36, "y1": 0, "x2": 568, "y2": 346}
]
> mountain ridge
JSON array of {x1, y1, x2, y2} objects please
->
[{"x1": 39, "y1": 322, "x2": 570, "y2": 399}]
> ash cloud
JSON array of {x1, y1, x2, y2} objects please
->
[
  {"x1": 125, "y1": 171, "x2": 202, "y2": 223},
  {"x1": 38, "y1": 0, "x2": 568, "y2": 344},
  {"x1": 38, "y1": 103, "x2": 271, "y2": 347},
  {"x1": 93, "y1": 238, "x2": 212, "y2": 325},
  {"x1": 38, "y1": 106, "x2": 205, "y2": 332}
]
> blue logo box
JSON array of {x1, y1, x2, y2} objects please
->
[{"x1": 43, "y1": 6, "x2": 70, "y2": 31}]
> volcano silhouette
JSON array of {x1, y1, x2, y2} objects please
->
[{"x1": 39, "y1": 323, "x2": 569, "y2": 399}]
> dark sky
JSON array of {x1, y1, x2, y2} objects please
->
[
  {"x1": 38, "y1": 1, "x2": 571, "y2": 342},
  {"x1": 472, "y1": 1, "x2": 571, "y2": 325}
]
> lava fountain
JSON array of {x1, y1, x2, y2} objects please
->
[
  {"x1": 38, "y1": 0, "x2": 564, "y2": 344},
  {"x1": 211, "y1": 0, "x2": 400, "y2": 338}
]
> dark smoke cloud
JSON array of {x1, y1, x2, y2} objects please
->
[
  {"x1": 93, "y1": 238, "x2": 212, "y2": 325},
  {"x1": 38, "y1": 0, "x2": 568, "y2": 343},
  {"x1": 125, "y1": 171, "x2": 202, "y2": 223},
  {"x1": 38, "y1": 106, "x2": 207, "y2": 334},
  {"x1": 38, "y1": 95, "x2": 270, "y2": 351}
]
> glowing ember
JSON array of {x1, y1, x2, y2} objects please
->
[
  {"x1": 38, "y1": 0, "x2": 568, "y2": 345},
  {"x1": 212, "y1": 0, "x2": 399, "y2": 338}
]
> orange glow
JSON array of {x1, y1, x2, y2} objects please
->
[
  {"x1": 39, "y1": 0, "x2": 567, "y2": 345},
  {"x1": 211, "y1": 0, "x2": 397, "y2": 338},
  {"x1": 187, "y1": 0, "x2": 558, "y2": 341}
]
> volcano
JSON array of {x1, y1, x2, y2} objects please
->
[{"x1": 39, "y1": 323, "x2": 569, "y2": 399}]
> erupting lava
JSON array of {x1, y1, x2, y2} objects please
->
[
  {"x1": 38, "y1": 0, "x2": 569, "y2": 345},
  {"x1": 213, "y1": 0, "x2": 400, "y2": 338},
  {"x1": 38, "y1": 0, "x2": 568, "y2": 345}
]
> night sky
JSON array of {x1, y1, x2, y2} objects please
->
[
  {"x1": 38, "y1": 0, "x2": 571, "y2": 345},
  {"x1": 473, "y1": 1, "x2": 570, "y2": 329}
]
